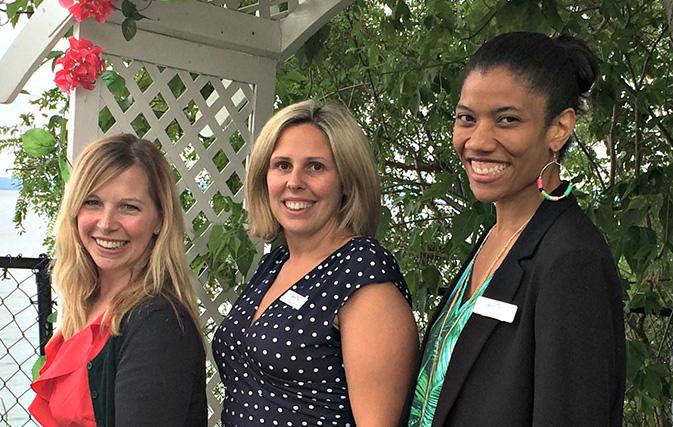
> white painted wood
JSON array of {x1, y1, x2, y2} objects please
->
[
  {"x1": 79, "y1": 19, "x2": 272, "y2": 85},
  {"x1": 279, "y1": 0, "x2": 357, "y2": 61},
  {"x1": 0, "y1": 2, "x2": 73, "y2": 103},
  {"x1": 258, "y1": 0, "x2": 272, "y2": 18},
  {"x1": 105, "y1": 0, "x2": 281, "y2": 59},
  {"x1": 251, "y1": 56, "x2": 277, "y2": 139},
  {"x1": 68, "y1": 85, "x2": 103, "y2": 163}
]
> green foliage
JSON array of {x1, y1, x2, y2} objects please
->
[
  {"x1": 0, "y1": 87, "x2": 69, "y2": 248},
  {"x1": 201, "y1": 198, "x2": 257, "y2": 293},
  {"x1": 32, "y1": 355, "x2": 46, "y2": 380},
  {"x1": 21, "y1": 128, "x2": 55, "y2": 157}
]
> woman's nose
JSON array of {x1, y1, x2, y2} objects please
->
[
  {"x1": 98, "y1": 208, "x2": 119, "y2": 231},
  {"x1": 466, "y1": 122, "x2": 496, "y2": 151},
  {"x1": 286, "y1": 169, "x2": 305, "y2": 190}
]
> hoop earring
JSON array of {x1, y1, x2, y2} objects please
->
[{"x1": 537, "y1": 153, "x2": 572, "y2": 202}]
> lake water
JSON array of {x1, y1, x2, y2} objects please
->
[{"x1": 0, "y1": 190, "x2": 49, "y2": 427}]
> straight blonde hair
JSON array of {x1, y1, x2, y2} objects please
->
[
  {"x1": 246, "y1": 100, "x2": 381, "y2": 241},
  {"x1": 52, "y1": 134, "x2": 199, "y2": 339}
]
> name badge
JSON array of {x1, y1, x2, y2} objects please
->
[
  {"x1": 280, "y1": 289, "x2": 308, "y2": 310},
  {"x1": 474, "y1": 296, "x2": 518, "y2": 323}
]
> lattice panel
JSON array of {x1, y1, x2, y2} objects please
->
[
  {"x1": 201, "y1": 0, "x2": 299, "y2": 19},
  {"x1": 96, "y1": 55, "x2": 258, "y2": 426}
]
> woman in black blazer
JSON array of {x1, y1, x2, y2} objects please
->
[{"x1": 402, "y1": 32, "x2": 625, "y2": 427}]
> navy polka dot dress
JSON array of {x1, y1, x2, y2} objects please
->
[{"x1": 213, "y1": 237, "x2": 411, "y2": 426}]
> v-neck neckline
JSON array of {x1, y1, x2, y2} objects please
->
[{"x1": 249, "y1": 237, "x2": 360, "y2": 326}]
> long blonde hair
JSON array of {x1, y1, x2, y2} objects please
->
[
  {"x1": 246, "y1": 100, "x2": 381, "y2": 241},
  {"x1": 52, "y1": 134, "x2": 199, "y2": 339}
]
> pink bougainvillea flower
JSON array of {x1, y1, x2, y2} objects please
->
[
  {"x1": 59, "y1": 0, "x2": 118, "y2": 23},
  {"x1": 54, "y1": 37, "x2": 106, "y2": 94}
]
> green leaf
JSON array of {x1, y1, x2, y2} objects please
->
[
  {"x1": 58, "y1": 155, "x2": 71, "y2": 183},
  {"x1": 47, "y1": 311, "x2": 58, "y2": 323},
  {"x1": 422, "y1": 265, "x2": 441, "y2": 295},
  {"x1": 32, "y1": 355, "x2": 46, "y2": 380},
  {"x1": 122, "y1": 18, "x2": 138, "y2": 41},
  {"x1": 421, "y1": 173, "x2": 453, "y2": 201},
  {"x1": 21, "y1": 128, "x2": 56, "y2": 158},
  {"x1": 541, "y1": 0, "x2": 563, "y2": 29},
  {"x1": 208, "y1": 225, "x2": 226, "y2": 253},
  {"x1": 643, "y1": 365, "x2": 663, "y2": 398},
  {"x1": 626, "y1": 340, "x2": 647, "y2": 381},
  {"x1": 100, "y1": 71, "x2": 127, "y2": 95},
  {"x1": 376, "y1": 206, "x2": 392, "y2": 240},
  {"x1": 6, "y1": 0, "x2": 28, "y2": 20},
  {"x1": 236, "y1": 246, "x2": 255, "y2": 278},
  {"x1": 121, "y1": 0, "x2": 138, "y2": 18}
]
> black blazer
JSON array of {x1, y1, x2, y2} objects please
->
[{"x1": 400, "y1": 192, "x2": 626, "y2": 427}]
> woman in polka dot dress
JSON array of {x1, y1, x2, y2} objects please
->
[{"x1": 213, "y1": 100, "x2": 419, "y2": 426}]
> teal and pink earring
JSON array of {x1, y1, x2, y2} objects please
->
[{"x1": 537, "y1": 152, "x2": 573, "y2": 202}]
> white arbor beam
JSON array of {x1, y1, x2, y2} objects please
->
[
  {"x1": 0, "y1": 2, "x2": 74, "y2": 103},
  {"x1": 106, "y1": 0, "x2": 281, "y2": 59},
  {"x1": 279, "y1": 0, "x2": 356, "y2": 62},
  {"x1": 80, "y1": 19, "x2": 270, "y2": 85}
]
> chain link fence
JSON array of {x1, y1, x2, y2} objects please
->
[{"x1": 0, "y1": 255, "x2": 53, "y2": 427}]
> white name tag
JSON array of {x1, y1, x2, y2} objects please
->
[
  {"x1": 280, "y1": 289, "x2": 308, "y2": 310},
  {"x1": 474, "y1": 296, "x2": 518, "y2": 323}
]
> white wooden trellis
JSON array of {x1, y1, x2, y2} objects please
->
[{"x1": 0, "y1": 0, "x2": 355, "y2": 424}]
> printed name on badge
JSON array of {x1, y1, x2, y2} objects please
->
[
  {"x1": 280, "y1": 289, "x2": 308, "y2": 310},
  {"x1": 473, "y1": 296, "x2": 518, "y2": 323}
]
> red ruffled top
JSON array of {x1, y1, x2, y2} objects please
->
[{"x1": 29, "y1": 313, "x2": 111, "y2": 427}]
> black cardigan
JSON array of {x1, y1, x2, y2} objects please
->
[
  {"x1": 400, "y1": 191, "x2": 626, "y2": 427},
  {"x1": 88, "y1": 296, "x2": 207, "y2": 427}
]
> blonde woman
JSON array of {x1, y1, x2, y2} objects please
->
[
  {"x1": 213, "y1": 100, "x2": 419, "y2": 426},
  {"x1": 30, "y1": 134, "x2": 206, "y2": 427}
]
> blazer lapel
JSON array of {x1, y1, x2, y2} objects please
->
[{"x1": 430, "y1": 194, "x2": 575, "y2": 427}]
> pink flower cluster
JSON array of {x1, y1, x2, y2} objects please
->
[
  {"x1": 54, "y1": 37, "x2": 106, "y2": 93},
  {"x1": 59, "y1": 0, "x2": 119, "y2": 23}
]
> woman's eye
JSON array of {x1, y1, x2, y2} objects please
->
[
  {"x1": 500, "y1": 116, "x2": 519, "y2": 124},
  {"x1": 456, "y1": 113, "x2": 474, "y2": 123},
  {"x1": 123, "y1": 204, "x2": 139, "y2": 211},
  {"x1": 83, "y1": 199, "x2": 100, "y2": 207},
  {"x1": 275, "y1": 162, "x2": 290, "y2": 171},
  {"x1": 310, "y1": 163, "x2": 324, "y2": 171}
]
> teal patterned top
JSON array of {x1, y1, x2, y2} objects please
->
[{"x1": 408, "y1": 258, "x2": 493, "y2": 427}]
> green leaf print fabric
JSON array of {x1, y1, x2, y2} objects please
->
[{"x1": 408, "y1": 259, "x2": 492, "y2": 427}]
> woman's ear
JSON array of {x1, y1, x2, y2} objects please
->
[{"x1": 547, "y1": 108, "x2": 576, "y2": 152}]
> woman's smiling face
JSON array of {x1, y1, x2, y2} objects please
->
[
  {"x1": 77, "y1": 165, "x2": 161, "y2": 285},
  {"x1": 453, "y1": 67, "x2": 556, "y2": 205},
  {"x1": 266, "y1": 123, "x2": 344, "y2": 241}
]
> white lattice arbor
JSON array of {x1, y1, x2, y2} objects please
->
[{"x1": 0, "y1": 0, "x2": 355, "y2": 424}]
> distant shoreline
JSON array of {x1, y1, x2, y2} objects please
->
[{"x1": 0, "y1": 177, "x2": 20, "y2": 191}]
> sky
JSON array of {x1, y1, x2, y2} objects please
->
[{"x1": 0, "y1": 20, "x2": 62, "y2": 179}]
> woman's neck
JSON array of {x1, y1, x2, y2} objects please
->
[
  {"x1": 285, "y1": 230, "x2": 355, "y2": 264},
  {"x1": 493, "y1": 181, "x2": 553, "y2": 233}
]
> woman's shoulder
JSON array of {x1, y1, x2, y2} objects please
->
[
  {"x1": 547, "y1": 202, "x2": 610, "y2": 250},
  {"x1": 342, "y1": 236, "x2": 399, "y2": 262},
  {"x1": 533, "y1": 202, "x2": 616, "y2": 274},
  {"x1": 122, "y1": 295, "x2": 193, "y2": 331},
  {"x1": 334, "y1": 237, "x2": 411, "y2": 303}
]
